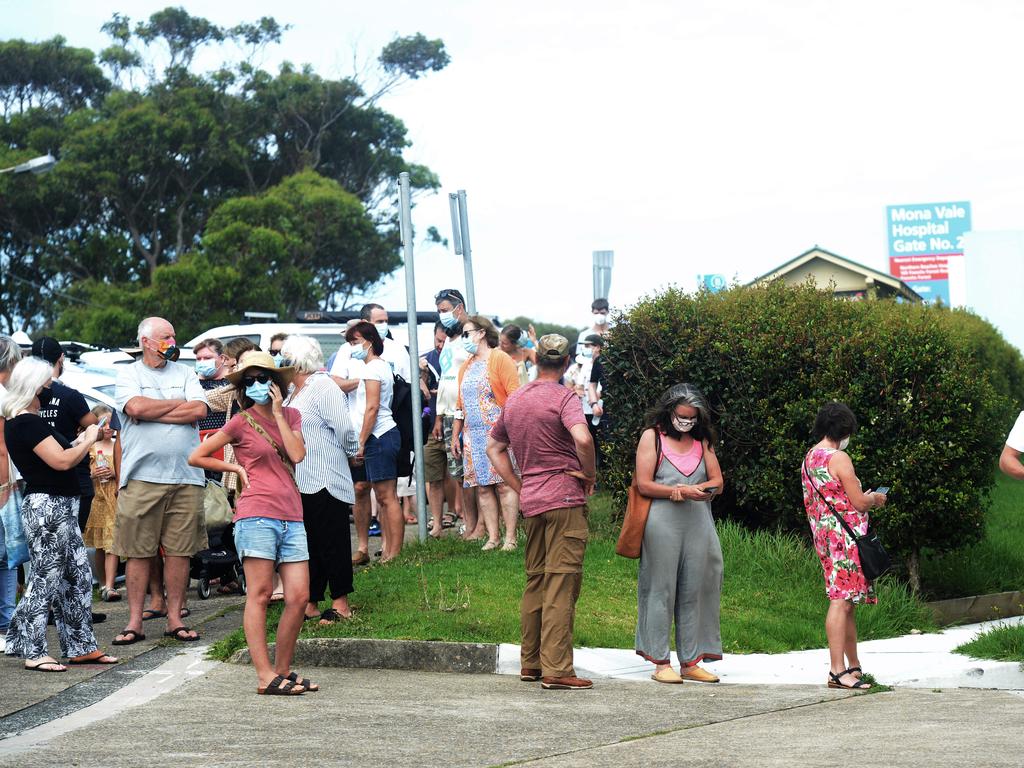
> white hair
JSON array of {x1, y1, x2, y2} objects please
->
[
  {"x1": 0, "y1": 335, "x2": 23, "y2": 375},
  {"x1": 1, "y1": 357, "x2": 53, "y2": 419},
  {"x1": 281, "y1": 334, "x2": 324, "y2": 374}
]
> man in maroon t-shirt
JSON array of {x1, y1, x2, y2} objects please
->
[{"x1": 488, "y1": 334, "x2": 597, "y2": 690}]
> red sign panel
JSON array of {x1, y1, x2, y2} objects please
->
[{"x1": 889, "y1": 254, "x2": 950, "y2": 282}]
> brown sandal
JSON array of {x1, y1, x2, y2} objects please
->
[{"x1": 68, "y1": 650, "x2": 119, "y2": 665}]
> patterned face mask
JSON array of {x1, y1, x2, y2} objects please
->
[
  {"x1": 839, "y1": 436, "x2": 850, "y2": 450},
  {"x1": 672, "y1": 416, "x2": 697, "y2": 433}
]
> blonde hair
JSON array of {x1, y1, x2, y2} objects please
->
[{"x1": 1, "y1": 357, "x2": 53, "y2": 419}]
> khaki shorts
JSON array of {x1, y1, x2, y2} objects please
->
[
  {"x1": 114, "y1": 480, "x2": 207, "y2": 558},
  {"x1": 423, "y1": 434, "x2": 447, "y2": 483}
]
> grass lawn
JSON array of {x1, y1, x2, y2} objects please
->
[
  {"x1": 920, "y1": 474, "x2": 1024, "y2": 599},
  {"x1": 954, "y1": 622, "x2": 1024, "y2": 663},
  {"x1": 209, "y1": 494, "x2": 934, "y2": 661}
]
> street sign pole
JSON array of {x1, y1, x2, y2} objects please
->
[
  {"x1": 448, "y1": 190, "x2": 477, "y2": 314},
  {"x1": 399, "y1": 171, "x2": 428, "y2": 542}
]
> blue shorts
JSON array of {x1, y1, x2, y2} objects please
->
[
  {"x1": 365, "y1": 427, "x2": 401, "y2": 483},
  {"x1": 233, "y1": 517, "x2": 309, "y2": 564}
]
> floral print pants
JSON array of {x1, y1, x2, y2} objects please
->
[{"x1": 5, "y1": 494, "x2": 97, "y2": 660}]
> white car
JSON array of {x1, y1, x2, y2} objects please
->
[
  {"x1": 57, "y1": 363, "x2": 118, "y2": 411},
  {"x1": 185, "y1": 320, "x2": 439, "y2": 363}
]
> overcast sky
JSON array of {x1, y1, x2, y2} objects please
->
[{"x1": 6, "y1": 0, "x2": 1024, "y2": 325}]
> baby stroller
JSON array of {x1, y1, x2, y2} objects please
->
[
  {"x1": 191, "y1": 522, "x2": 245, "y2": 599},
  {"x1": 191, "y1": 475, "x2": 246, "y2": 599}
]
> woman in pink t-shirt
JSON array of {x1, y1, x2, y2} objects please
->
[{"x1": 189, "y1": 351, "x2": 312, "y2": 696}]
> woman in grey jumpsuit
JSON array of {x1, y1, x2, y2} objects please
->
[{"x1": 634, "y1": 383, "x2": 724, "y2": 684}]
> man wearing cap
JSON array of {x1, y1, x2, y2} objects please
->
[
  {"x1": 31, "y1": 338, "x2": 102, "y2": 534},
  {"x1": 32, "y1": 337, "x2": 107, "y2": 624},
  {"x1": 432, "y1": 288, "x2": 481, "y2": 539},
  {"x1": 487, "y1": 334, "x2": 597, "y2": 690},
  {"x1": 111, "y1": 317, "x2": 209, "y2": 646}
]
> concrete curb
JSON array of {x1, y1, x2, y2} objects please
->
[
  {"x1": 926, "y1": 590, "x2": 1024, "y2": 625},
  {"x1": 229, "y1": 637, "x2": 500, "y2": 674}
]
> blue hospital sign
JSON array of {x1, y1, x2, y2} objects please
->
[{"x1": 887, "y1": 202, "x2": 971, "y2": 256}]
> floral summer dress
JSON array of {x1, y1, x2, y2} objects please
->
[
  {"x1": 801, "y1": 447, "x2": 876, "y2": 604},
  {"x1": 82, "y1": 444, "x2": 117, "y2": 551},
  {"x1": 460, "y1": 359, "x2": 504, "y2": 488}
]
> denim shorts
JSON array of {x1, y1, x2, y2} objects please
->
[
  {"x1": 365, "y1": 427, "x2": 401, "y2": 483},
  {"x1": 233, "y1": 517, "x2": 309, "y2": 563}
]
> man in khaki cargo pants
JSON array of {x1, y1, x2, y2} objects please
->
[{"x1": 487, "y1": 334, "x2": 597, "y2": 690}]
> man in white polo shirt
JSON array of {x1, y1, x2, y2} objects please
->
[{"x1": 999, "y1": 411, "x2": 1024, "y2": 480}]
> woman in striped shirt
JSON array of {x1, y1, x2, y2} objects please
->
[{"x1": 282, "y1": 335, "x2": 361, "y2": 623}]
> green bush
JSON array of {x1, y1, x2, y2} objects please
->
[{"x1": 601, "y1": 282, "x2": 1016, "y2": 583}]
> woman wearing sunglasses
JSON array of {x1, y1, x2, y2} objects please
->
[
  {"x1": 451, "y1": 316, "x2": 522, "y2": 551},
  {"x1": 189, "y1": 351, "x2": 314, "y2": 696}
]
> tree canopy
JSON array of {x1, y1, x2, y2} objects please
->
[{"x1": 0, "y1": 7, "x2": 448, "y2": 342}]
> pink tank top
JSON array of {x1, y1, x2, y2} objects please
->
[{"x1": 659, "y1": 434, "x2": 704, "y2": 476}]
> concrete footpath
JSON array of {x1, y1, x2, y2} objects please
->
[{"x1": 0, "y1": 652, "x2": 1021, "y2": 768}]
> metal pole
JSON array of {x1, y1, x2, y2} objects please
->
[
  {"x1": 456, "y1": 189, "x2": 477, "y2": 314},
  {"x1": 399, "y1": 172, "x2": 428, "y2": 543}
]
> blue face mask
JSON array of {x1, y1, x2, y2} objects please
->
[
  {"x1": 439, "y1": 308, "x2": 460, "y2": 329},
  {"x1": 246, "y1": 381, "x2": 271, "y2": 404},
  {"x1": 272, "y1": 354, "x2": 283, "y2": 367},
  {"x1": 196, "y1": 361, "x2": 217, "y2": 378},
  {"x1": 350, "y1": 343, "x2": 369, "y2": 361},
  {"x1": 462, "y1": 338, "x2": 478, "y2": 355},
  {"x1": 581, "y1": 347, "x2": 593, "y2": 359}
]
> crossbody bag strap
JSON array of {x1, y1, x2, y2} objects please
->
[
  {"x1": 802, "y1": 455, "x2": 860, "y2": 542},
  {"x1": 242, "y1": 410, "x2": 295, "y2": 479}
]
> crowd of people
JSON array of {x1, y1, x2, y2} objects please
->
[{"x1": 0, "y1": 291, "x2": 1021, "y2": 693}]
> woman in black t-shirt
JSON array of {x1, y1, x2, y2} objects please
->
[{"x1": 1, "y1": 357, "x2": 118, "y2": 672}]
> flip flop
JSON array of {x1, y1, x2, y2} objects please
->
[
  {"x1": 68, "y1": 650, "x2": 118, "y2": 665},
  {"x1": 112, "y1": 629, "x2": 146, "y2": 646},
  {"x1": 142, "y1": 609, "x2": 167, "y2": 621},
  {"x1": 164, "y1": 626, "x2": 199, "y2": 642},
  {"x1": 257, "y1": 674, "x2": 304, "y2": 696},
  {"x1": 26, "y1": 658, "x2": 66, "y2": 672}
]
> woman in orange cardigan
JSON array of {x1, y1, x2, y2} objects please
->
[{"x1": 451, "y1": 316, "x2": 522, "y2": 550}]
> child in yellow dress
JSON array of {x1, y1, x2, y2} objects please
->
[{"x1": 82, "y1": 405, "x2": 120, "y2": 602}]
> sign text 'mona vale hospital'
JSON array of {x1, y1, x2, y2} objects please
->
[{"x1": 887, "y1": 201, "x2": 971, "y2": 305}]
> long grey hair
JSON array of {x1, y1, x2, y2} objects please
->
[{"x1": 643, "y1": 382, "x2": 718, "y2": 447}]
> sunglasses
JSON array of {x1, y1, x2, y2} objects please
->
[
  {"x1": 461, "y1": 328, "x2": 480, "y2": 338},
  {"x1": 242, "y1": 372, "x2": 273, "y2": 387}
]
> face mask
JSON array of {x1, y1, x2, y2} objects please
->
[
  {"x1": 375, "y1": 322, "x2": 389, "y2": 339},
  {"x1": 37, "y1": 387, "x2": 53, "y2": 407},
  {"x1": 245, "y1": 381, "x2": 271, "y2": 404},
  {"x1": 439, "y1": 311, "x2": 458, "y2": 329},
  {"x1": 592, "y1": 312, "x2": 609, "y2": 327},
  {"x1": 350, "y1": 343, "x2": 369, "y2": 361},
  {"x1": 271, "y1": 353, "x2": 283, "y2": 367},
  {"x1": 462, "y1": 338, "x2": 479, "y2": 355},
  {"x1": 196, "y1": 361, "x2": 217, "y2": 378},
  {"x1": 839, "y1": 437, "x2": 850, "y2": 450},
  {"x1": 672, "y1": 416, "x2": 697, "y2": 433},
  {"x1": 152, "y1": 338, "x2": 178, "y2": 361},
  {"x1": 581, "y1": 347, "x2": 593, "y2": 359}
]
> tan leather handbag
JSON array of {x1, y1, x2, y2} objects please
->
[{"x1": 615, "y1": 433, "x2": 662, "y2": 559}]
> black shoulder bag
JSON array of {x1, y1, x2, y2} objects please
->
[{"x1": 803, "y1": 457, "x2": 892, "y2": 581}]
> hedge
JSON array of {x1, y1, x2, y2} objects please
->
[{"x1": 601, "y1": 282, "x2": 1021, "y2": 587}]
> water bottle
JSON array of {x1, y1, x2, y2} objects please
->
[
  {"x1": 96, "y1": 450, "x2": 110, "y2": 483},
  {"x1": 591, "y1": 399, "x2": 603, "y2": 427}
]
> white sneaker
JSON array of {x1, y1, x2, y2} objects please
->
[{"x1": 0, "y1": 637, "x2": 7, "y2": 653}]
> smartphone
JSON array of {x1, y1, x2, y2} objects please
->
[
  {"x1": 97, "y1": 415, "x2": 109, "y2": 429},
  {"x1": 873, "y1": 486, "x2": 890, "y2": 495},
  {"x1": 702, "y1": 486, "x2": 719, "y2": 495}
]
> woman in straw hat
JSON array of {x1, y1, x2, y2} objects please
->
[{"x1": 189, "y1": 350, "x2": 314, "y2": 696}]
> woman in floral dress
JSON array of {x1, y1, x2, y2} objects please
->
[
  {"x1": 452, "y1": 316, "x2": 521, "y2": 551},
  {"x1": 801, "y1": 402, "x2": 887, "y2": 691}
]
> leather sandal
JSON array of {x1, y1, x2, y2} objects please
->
[{"x1": 828, "y1": 669, "x2": 871, "y2": 689}]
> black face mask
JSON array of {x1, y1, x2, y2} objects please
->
[{"x1": 37, "y1": 387, "x2": 53, "y2": 407}]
